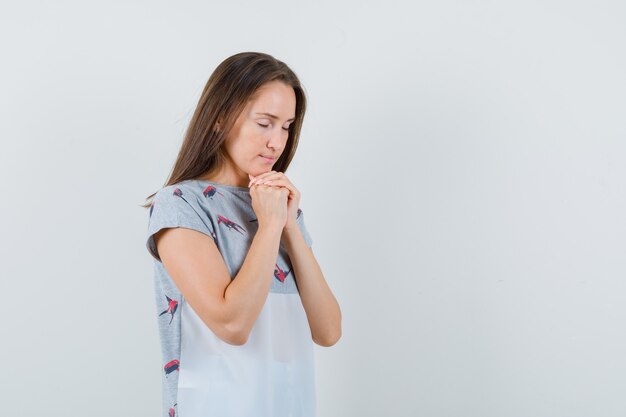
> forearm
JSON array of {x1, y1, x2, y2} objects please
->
[
  {"x1": 224, "y1": 224, "x2": 283, "y2": 343},
  {"x1": 282, "y1": 226, "x2": 342, "y2": 346}
]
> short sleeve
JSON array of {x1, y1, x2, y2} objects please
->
[
  {"x1": 146, "y1": 186, "x2": 214, "y2": 263},
  {"x1": 296, "y1": 208, "x2": 313, "y2": 248}
]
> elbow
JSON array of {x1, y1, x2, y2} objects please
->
[
  {"x1": 204, "y1": 314, "x2": 246, "y2": 346},
  {"x1": 314, "y1": 331, "x2": 341, "y2": 347},
  {"x1": 221, "y1": 320, "x2": 250, "y2": 346},
  {"x1": 215, "y1": 300, "x2": 250, "y2": 346},
  {"x1": 224, "y1": 331, "x2": 248, "y2": 346},
  {"x1": 218, "y1": 329, "x2": 248, "y2": 346},
  {"x1": 224, "y1": 320, "x2": 252, "y2": 346},
  {"x1": 195, "y1": 298, "x2": 250, "y2": 346},
  {"x1": 313, "y1": 315, "x2": 342, "y2": 347}
]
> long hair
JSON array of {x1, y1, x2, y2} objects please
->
[{"x1": 141, "y1": 52, "x2": 307, "y2": 208}]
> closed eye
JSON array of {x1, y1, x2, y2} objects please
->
[{"x1": 258, "y1": 122, "x2": 290, "y2": 131}]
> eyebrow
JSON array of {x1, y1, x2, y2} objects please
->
[{"x1": 255, "y1": 112, "x2": 295, "y2": 122}]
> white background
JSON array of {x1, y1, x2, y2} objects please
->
[{"x1": 1, "y1": 1, "x2": 625, "y2": 416}]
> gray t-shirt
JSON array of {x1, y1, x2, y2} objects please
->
[{"x1": 145, "y1": 179, "x2": 315, "y2": 417}]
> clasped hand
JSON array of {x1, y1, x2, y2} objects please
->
[{"x1": 248, "y1": 171, "x2": 301, "y2": 231}]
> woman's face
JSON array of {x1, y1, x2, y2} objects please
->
[{"x1": 223, "y1": 80, "x2": 296, "y2": 182}]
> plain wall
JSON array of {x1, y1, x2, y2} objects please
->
[{"x1": 1, "y1": 0, "x2": 625, "y2": 416}]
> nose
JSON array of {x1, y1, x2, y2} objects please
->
[{"x1": 267, "y1": 126, "x2": 287, "y2": 149}]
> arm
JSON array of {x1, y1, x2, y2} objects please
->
[
  {"x1": 281, "y1": 226, "x2": 342, "y2": 347},
  {"x1": 155, "y1": 223, "x2": 283, "y2": 345}
]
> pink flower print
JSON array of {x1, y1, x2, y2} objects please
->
[
  {"x1": 164, "y1": 359, "x2": 179, "y2": 375},
  {"x1": 216, "y1": 214, "x2": 246, "y2": 235},
  {"x1": 158, "y1": 294, "x2": 178, "y2": 325},
  {"x1": 274, "y1": 263, "x2": 292, "y2": 283},
  {"x1": 173, "y1": 187, "x2": 194, "y2": 208},
  {"x1": 202, "y1": 185, "x2": 225, "y2": 199}
]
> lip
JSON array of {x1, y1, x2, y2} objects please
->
[{"x1": 259, "y1": 155, "x2": 276, "y2": 162}]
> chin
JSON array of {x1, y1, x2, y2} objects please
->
[
  {"x1": 250, "y1": 168, "x2": 268, "y2": 176},
  {"x1": 253, "y1": 165, "x2": 272, "y2": 175}
]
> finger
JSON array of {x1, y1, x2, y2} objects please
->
[
  {"x1": 255, "y1": 176, "x2": 286, "y2": 187},
  {"x1": 258, "y1": 178, "x2": 297, "y2": 197},
  {"x1": 248, "y1": 171, "x2": 285, "y2": 187},
  {"x1": 248, "y1": 171, "x2": 278, "y2": 187},
  {"x1": 253, "y1": 172, "x2": 289, "y2": 185}
]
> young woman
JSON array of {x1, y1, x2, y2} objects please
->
[{"x1": 143, "y1": 52, "x2": 341, "y2": 417}]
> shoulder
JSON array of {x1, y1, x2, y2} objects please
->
[
  {"x1": 149, "y1": 181, "x2": 208, "y2": 221},
  {"x1": 152, "y1": 181, "x2": 205, "y2": 208},
  {"x1": 146, "y1": 181, "x2": 215, "y2": 261},
  {"x1": 154, "y1": 181, "x2": 194, "y2": 201},
  {"x1": 148, "y1": 181, "x2": 213, "y2": 245}
]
